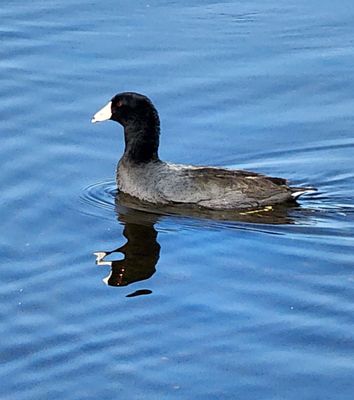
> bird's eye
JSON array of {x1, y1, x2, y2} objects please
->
[{"x1": 117, "y1": 100, "x2": 123, "y2": 107}]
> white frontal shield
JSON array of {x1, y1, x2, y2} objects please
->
[{"x1": 91, "y1": 101, "x2": 112, "y2": 123}]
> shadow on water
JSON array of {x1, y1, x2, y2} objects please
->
[{"x1": 93, "y1": 190, "x2": 305, "y2": 295}]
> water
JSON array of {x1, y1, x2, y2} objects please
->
[{"x1": 1, "y1": 0, "x2": 354, "y2": 399}]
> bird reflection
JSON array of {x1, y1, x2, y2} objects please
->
[
  {"x1": 94, "y1": 210, "x2": 160, "y2": 288},
  {"x1": 94, "y1": 191, "x2": 305, "y2": 292}
]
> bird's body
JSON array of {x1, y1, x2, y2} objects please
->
[
  {"x1": 117, "y1": 158, "x2": 304, "y2": 210},
  {"x1": 92, "y1": 92, "x2": 314, "y2": 210}
]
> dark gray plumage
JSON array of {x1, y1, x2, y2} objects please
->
[{"x1": 92, "y1": 92, "x2": 314, "y2": 210}]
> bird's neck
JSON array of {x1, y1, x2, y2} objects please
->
[{"x1": 122, "y1": 119, "x2": 160, "y2": 164}]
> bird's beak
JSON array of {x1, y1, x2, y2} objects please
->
[{"x1": 91, "y1": 101, "x2": 112, "y2": 123}]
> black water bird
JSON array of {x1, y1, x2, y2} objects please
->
[{"x1": 92, "y1": 92, "x2": 314, "y2": 210}]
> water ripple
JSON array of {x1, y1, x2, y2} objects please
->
[
  {"x1": 80, "y1": 180, "x2": 117, "y2": 213},
  {"x1": 2, "y1": 0, "x2": 354, "y2": 399}
]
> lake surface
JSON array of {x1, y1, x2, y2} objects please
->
[{"x1": 1, "y1": 0, "x2": 354, "y2": 399}]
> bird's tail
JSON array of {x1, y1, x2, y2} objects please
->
[{"x1": 290, "y1": 186, "x2": 317, "y2": 199}]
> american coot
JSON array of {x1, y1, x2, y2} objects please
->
[{"x1": 92, "y1": 92, "x2": 314, "y2": 210}]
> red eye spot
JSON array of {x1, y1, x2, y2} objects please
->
[{"x1": 117, "y1": 100, "x2": 123, "y2": 107}]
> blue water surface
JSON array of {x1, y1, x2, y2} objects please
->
[{"x1": 1, "y1": 1, "x2": 354, "y2": 399}]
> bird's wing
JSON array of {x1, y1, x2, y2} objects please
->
[{"x1": 157, "y1": 166, "x2": 291, "y2": 209}]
